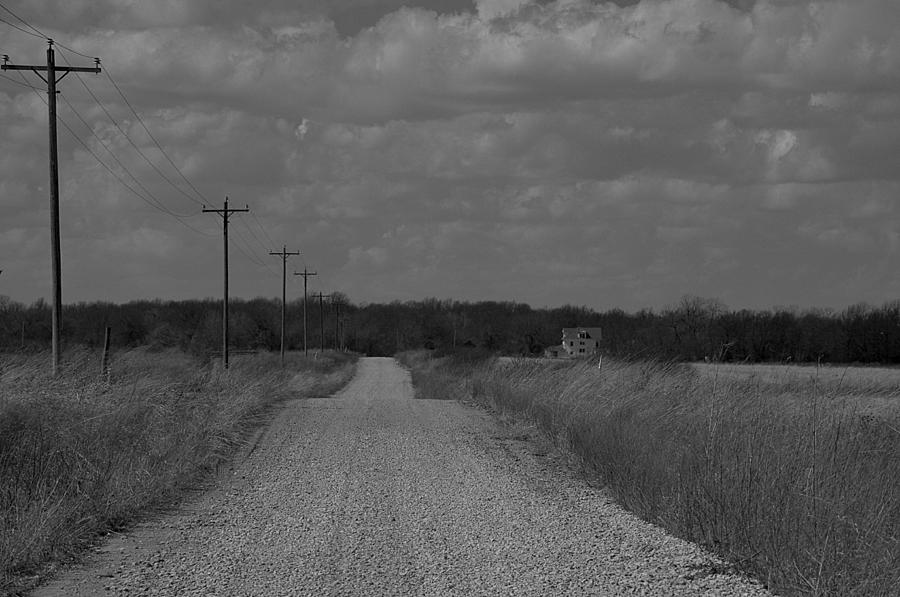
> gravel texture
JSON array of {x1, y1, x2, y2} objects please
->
[{"x1": 31, "y1": 357, "x2": 773, "y2": 596}]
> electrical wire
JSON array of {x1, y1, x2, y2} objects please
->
[
  {"x1": 0, "y1": 15, "x2": 43, "y2": 39},
  {"x1": 243, "y1": 215, "x2": 303, "y2": 280},
  {"x1": 0, "y1": 1, "x2": 99, "y2": 62},
  {"x1": 239, "y1": 217, "x2": 274, "y2": 254},
  {"x1": 231, "y1": 232, "x2": 265, "y2": 265},
  {"x1": 55, "y1": 48, "x2": 207, "y2": 211},
  {"x1": 0, "y1": 1, "x2": 209, "y2": 212},
  {"x1": 19, "y1": 72, "x2": 216, "y2": 238},
  {"x1": 0, "y1": 1, "x2": 43, "y2": 37},
  {"x1": 0, "y1": 2, "x2": 287, "y2": 269},
  {"x1": 0, "y1": 71, "x2": 41, "y2": 90},
  {"x1": 58, "y1": 92, "x2": 199, "y2": 219},
  {"x1": 251, "y1": 212, "x2": 279, "y2": 248},
  {"x1": 105, "y1": 69, "x2": 209, "y2": 206},
  {"x1": 230, "y1": 227, "x2": 280, "y2": 277},
  {"x1": 248, "y1": 211, "x2": 300, "y2": 282},
  {"x1": 47, "y1": 38, "x2": 96, "y2": 61}
]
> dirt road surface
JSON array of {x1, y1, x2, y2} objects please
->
[{"x1": 31, "y1": 357, "x2": 771, "y2": 596}]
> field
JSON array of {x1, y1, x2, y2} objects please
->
[
  {"x1": 0, "y1": 347, "x2": 357, "y2": 593},
  {"x1": 402, "y1": 351, "x2": 900, "y2": 596},
  {"x1": 693, "y1": 361, "x2": 900, "y2": 391}
]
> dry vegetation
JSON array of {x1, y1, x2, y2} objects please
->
[
  {"x1": 401, "y1": 351, "x2": 900, "y2": 596},
  {"x1": 0, "y1": 347, "x2": 357, "y2": 592}
]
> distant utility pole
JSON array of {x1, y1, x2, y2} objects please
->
[
  {"x1": 203, "y1": 197, "x2": 249, "y2": 369},
  {"x1": 293, "y1": 268, "x2": 317, "y2": 356},
  {"x1": 3, "y1": 41, "x2": 101, "y2": 376},
  {"x1": 333, "y1": 299, "x2": 341, "y2": 351},
  {"x1": 311, "y1": 292, "x2": 332, "y2": 350},
  {"x1": 269, "y1": 245, "x2": 300, "y2": 365}
]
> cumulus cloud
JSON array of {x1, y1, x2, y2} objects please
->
[
  {"x1": 476, "y1": 0, "x2": 531, "y2": 20},
  {"x1": 0, "y1": 0, "x2": 898, "y2": 308}
]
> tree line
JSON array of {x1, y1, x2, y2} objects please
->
[{"x1": 1, "y1": 293, "x2": 900, "y2": 364}]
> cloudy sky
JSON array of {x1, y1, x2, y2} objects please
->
[{"x1": 0, "y1": 0, "x2": 898, "y2": 311}]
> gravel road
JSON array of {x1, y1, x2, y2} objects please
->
[{"x1": 32, "y1": 357, "x2": 772, "y2": 596}]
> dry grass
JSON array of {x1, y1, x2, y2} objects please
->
[
  {"x1": 0, "y1": 347, "x2": 357, "y2": 592},
  {"x1": 692, "y1": 362, "x2": 900, "y2": 396},
  {"x1": 405, "y1": 351, "x2": 900, "y2": 596}
]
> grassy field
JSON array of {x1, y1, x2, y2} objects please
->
[
  {"x1": 0, "y1": 347, "x2": 357, "y2": 593},
  {"x1": 401, "y1": 351, "x2": 900, "y2": 596}
]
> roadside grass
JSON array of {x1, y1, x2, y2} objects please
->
[
  {"x1": 401, "y1": 351, "x2": 900, "y2": 596},
  {"x1": 397, "y1": 348, "x2": 495, "y2": 401},
  {"x1": 0, "y1": 347, "x2": 357, "y2": 592}
]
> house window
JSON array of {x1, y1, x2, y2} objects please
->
[{"x1": 579, "y1": 348, "x2": 585, "y2": 353}]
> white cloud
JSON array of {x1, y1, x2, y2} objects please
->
[
  {"x1": 476, "y1": 0, "x2": 532, "y2": 21},
  {"x1": 0, "y1": 0, "x2": 898, "y2": 309}
]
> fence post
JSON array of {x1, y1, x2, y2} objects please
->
[{"x1": 100, "y1": 326, "x2": 111, "y2": 380}]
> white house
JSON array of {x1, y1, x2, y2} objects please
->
[{"x1": 550, "y1": 327, "x2": 602, "y2": 358}]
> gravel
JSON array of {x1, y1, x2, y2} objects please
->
[{"x1": 31, "y1": 357, "x2": 774, "y2": 596}]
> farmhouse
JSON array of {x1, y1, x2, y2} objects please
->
[{"x1": 545, "y1": 327, "x2": 602, "y2": 358}]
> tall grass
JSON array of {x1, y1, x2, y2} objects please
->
[
  {"x1": 0, "y1": 347, "x2": 357, "y2": 592},
  {"x1": 405, "y1": 352, "x2": 900, "y2": 596}
]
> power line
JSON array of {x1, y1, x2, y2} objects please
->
[
  {"x1": 20, "y1": 71, "x2": 215, "y2": 237},
  {"x1": 0, "y1": 1, "x2": 45, "y2": 37},
  {"x1": 229, "y1": 218, "x2": 281, "y2": 276},
  {"x1": 0, "y1": 15, "x2": 43, "y2": 39},
  {"x1": 230, "y1": 228, "x2": 281, "y2": 278},
  {"x1": 55, "y1": 47, "x2": 207, "y2": 211},
  {"x1": 0, "y1": 1, "x2": 98, "y2": 61},
  {"x1": 10, "y1": 61, "x2": 275, "y2": 252},
  {"x1": 58, "y1": 99, "x2": 215, "y2": 237},
  {"x1": 0, "y1": 1, "x2": 211, "y2": 210},
  {"x1": 251, "y1": 212, "x2": 279, "y2": 248},
  {"x1": 229, "y1": 228, "x2": 269, "y2": 267},
  {"x1": 227, "y1": 223, "x2": 280, "y2": 276},
  {"x1": 51, "y1": 40, "x2": 96, "y2": 61},
  {"x1": 0, "y1": 2, "x2": 284, "y2": 282},
  {"x1": 0, "y1": 71, "x2": 42, "y2": 89},
  {"x1": 104, "y1": 68, "x2": 209, "y2": 206},
  {"x1": 0, "y1": 9, "x2": 199, "y2": 223},
  {"x1": 57, "y1": 91, "x2": 197, "y2": 219},
  {"x1": 239, "y1": 216, "x2": 273, "y2": 255}
]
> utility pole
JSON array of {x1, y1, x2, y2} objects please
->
[
  {"x1": 3, "y1": 41, "x2": 101, "y2": 376},
  {"x1": 311, "y1": 292, "x2": 332, "y2": 350},
  {"x1": 333, "y1": 298, "x2": 341, "y2": 351},
  {"x1": 293, "y1": 268, "x2": 317, "y2": 356},
  {"x1": 269, "y1": 245, "x2": 300, "y2": 365},
  {"x1": 203, "y1": 197, "x2": 249, "y2": 369}
]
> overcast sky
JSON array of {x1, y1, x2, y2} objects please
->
[{"x1": 0, "y1": 0, "x2": 898, "y2": 311}]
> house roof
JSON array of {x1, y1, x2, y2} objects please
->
[{"x1": 562, "y1": 327, "x2": 602, "y2": 340}]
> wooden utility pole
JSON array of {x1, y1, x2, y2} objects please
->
[
  {"x1": 203, "y1": 197, "x2": 249, "y2": 369},
  {"x1": 311, "y1": 292, "x2": 332, "y2": 350},
  {"x1": 3, "y1": 41, "x2": 101, "y2": 376},
  {"x1": 269, "y1": 245, "x2": 300, "y2": 365},
  {"x1": 333, "y1": 299, "x2": 341, "y2": 351},
  {"x1": 293, "y1": 268, "x2": 317, "y2": 356}
]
